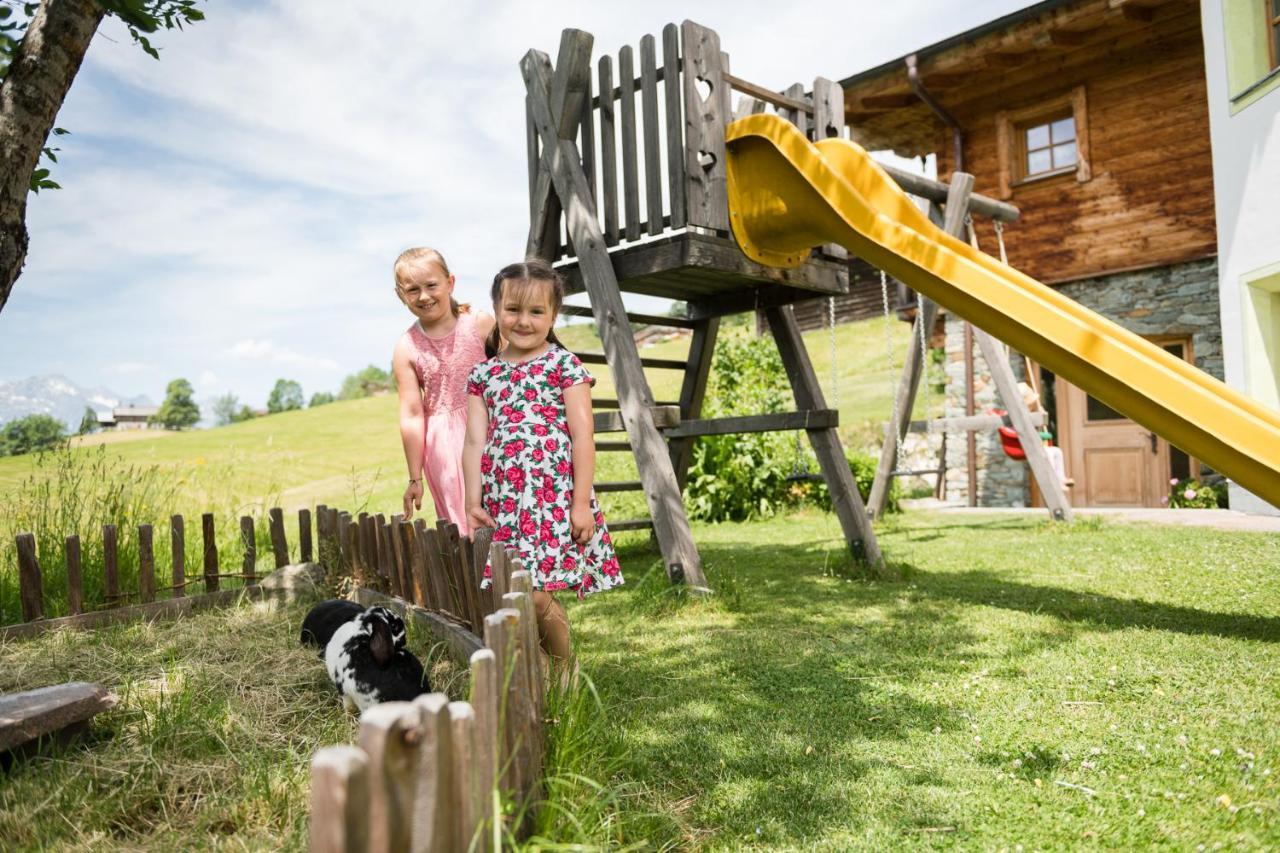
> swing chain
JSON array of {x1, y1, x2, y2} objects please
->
[
  {"x1": 993, "y1": 218, "x2": 1008, "y2": 265},
  {"x1": 880, "y1": 269, "x2": 902, "y2": 415}
]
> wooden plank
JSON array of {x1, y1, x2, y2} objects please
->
[
  {"x1": 0, "y1": 682, "x2": 116, "y2": 752},
  {"x1": 269, "y1": 507, "x2": 289, "y2": 568},
  {"x1": 664, "y1": 409, "x2": 838, "y2": 438},
  {"x1": 410, "y1": 693, "x2": 456, "y2": 852},
  {"x1": 909, "y1": 411, "x2": 1047, "y2": 433},
  {"x1": 523, "y1": 46, "x2": 708, "y2": 592},
  {"x1": 397, "y1": 520, "x2": 426, "y2": 607},
  {"x1": 765, "y1": 304, "x2": 888, "y2": 575},
  {"x1": 580, "y1": 73, "x2": 597, "y2": 206},
  {"x1": 354, "y1": 588, "x2": 483, "y2": 665},
  {"x1": 640, "y1": 33, "x2": 664, "y2": 237},
  {"x1": 487, "y1": 542, "x2": 509, "y2": 610},
  {"x1": 435, "y1": 520, "x2": 467, "y2": 618},
  {"x1": 573, "y1": 350, "x2": 687, "y2": 370},
  {"x1": 483, "y1": 609, "x2": 526, "y2": 800},
  {"x1": 425, "y1": 526, "x2": 461, "y2": 618},
  {"x1": 468, "y1": 649, "x2": 499, "y2": 841},
  {"x1": 598, "y1": 55, "x2": 619, "y2": 246},
  {"x1": 782, "y1": 82, "x2": 809, "y2": 136},
  {"x1": 65, "y1": 535, "x2": 83, "y2": 615},
  {"x1": 502, "y1": 585, "x2": 543, "y2": 800},
  {"x1": 593, "y1": 397, "x2": 680, "y2": 409},
  {"x1": 137, "y1": 524, "x2": 155, "y2": 604},
  {"x1": 594, "y1": 405, "x2": 680, "y2": 433},
  {"x1": 594, "y1": 481, "x2": 643, "y2": 492},
  {"x1": 662, "y1": 22, "x2": 686, "y2": 229},
  {"x1": 358, "y1": 701, "x2": 421, "y2": 853},
  {"x1": 0, "y1": 586, "x2": 267, "y2": 642},
  {"x1": 380, "y1": 521, "x2": 401, "y2": 599},
  {"x1": 103, "y1": 524, "x2": 119, "y2": 603},
  {"x1": 525, "y1": 95, "x2": 539, "y2": 223},
  {"x1": 309, "y1": 745, "x2": 370, "y2": 853},
  {"x1": 811, "y1": 76, "x2": 848, "y2": 263},
  {"x1": 558, "y1": 303, "x2": 697, "y2": 328},
  {"x1": 596, "y1": 441, "x2": 632, "y2": 451},
  {"x1": 388, "y1": 516, "x2": 410, "y2": 604},
  {"x1": 299, "y1": 508, "x2": 313, "y2": 563},
  {"x1": 681, "y1": 20, "x2": 730, "y2": 232},
  {"x1": 670, "y1": 316, "x2": 719, "y2": 488},
  {"x1": 724, "y1": 72, "x2": 814, "y2": 115},
  {"x1": 240, "y1": 515, "x2": 257, "y2": 584},
  {"x1": 471, "y1": 526, "x2": 495, "y2": 618},
  {"x1": 448, "y1": 701, "x2": 482, "y2": 853},
  {"x1": 505, "y1": 571, "x2": 544, "y2": 718},
  {"x1": 338, "y1": 512, "x2": 353, "y2": 579},
  {"x1": 15, "y1": 533, "x2": 43, "y2": 622},
  {"x1": 442, "y1": 521, "x2": 481, "y2": 630},
  {"x1": 169, "y1": 515, "x2": 185, "y2": 599},
  {"x1": 618, "y1": 44, "x2": 641, "y2": 242},
  {"x1": 869, "y1": 179, "x2": 971, "y2": 520}
]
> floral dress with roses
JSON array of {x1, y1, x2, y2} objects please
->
[{"x1": 466, "y1": 345, "x2": 623, "y2": 597}]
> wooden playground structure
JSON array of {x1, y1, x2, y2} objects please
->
[{"x1": 528, "y1": 21, "x2": 1072, "y2": 589}]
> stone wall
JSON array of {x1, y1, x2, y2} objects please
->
[{"x1": 942, "y1": 257, "x2": 1222, "y2": 506}]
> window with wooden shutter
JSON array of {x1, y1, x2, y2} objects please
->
[{"x1": 994, "y1": 85, "x2": 1091, "y2": 199}]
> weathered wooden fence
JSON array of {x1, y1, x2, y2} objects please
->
[{"x1": 4, "y1": 505, "x2": 317, "y2": 639}]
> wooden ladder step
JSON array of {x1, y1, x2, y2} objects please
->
[
  {"x1": 594, "y1": 481, "x2": 644, "y2": 493},
  {"x1": 663, "y1": 409, "x2": 838, "y2": 439},
  {"x1": 573, "y1": 351, "x2": 688, "y2": 370},
  {"x1": 560, "y1": 304, "x2": 697, "y2": 329},
  {"x1": 593, "y1": 397, "x2": 680, "y2": 409},
  {"x1": 594, "y1": 406, "x2": 680, "y2": 432},
  {"x1": 607, "y1": 519, "x2": 655, "y2": 532},
  {"x1": 890, "y1": 468, "x2": 944, "y2": 477},
  {"x1": 595, "y1": 441, "x2": 632, "y2": 451}
]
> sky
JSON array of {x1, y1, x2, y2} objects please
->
[{"x1": 0, "y1": 0, "x2": 1034, "y2": 409}]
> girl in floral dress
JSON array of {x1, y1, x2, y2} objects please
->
[
  {"x1": 391, "y1": 247, "x2": 495, "y2": 531},
  {"x1": 463, "y1": 259, "x2": 622, "y2": 664}
]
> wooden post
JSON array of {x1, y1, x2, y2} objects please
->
[
  {"x1": 401, "y1": 521, "x2": 428, "y2": 608},
  {"x1": 765, "y1": 303, "x2": 888, "y2": 575},
  {"x1": 488, "y1": 542, "x2": 510, "y2": 607},
  {"x1": 484, "y1": 609, "x2": 526, "y2": 801},
  {"x1": 388, "y1": 516, "x2": 408, "y2": 603},
  {"x1": 379, "y1": 521, "x2": 400, "y2": 599},
  {"x1": 202, "y1": 513, "x2": 218, "y2": 592},
  {"x1": 662, "y1": 22, "x2": 686, "y2": 229},
  {"x1": 410, "y1": 693, "x2": 456, "y2": 852},
  {"x1": 299, "y1": 508, "x2": 313, "y2": 563},
  {"x1": 506, "y1": 571, "x2": 545, "y2": 716},
  {"x1": 103, "y1": 524, "x2": 119, "y2": 604},
  {"x1": 328, "y1": 508, "x2": 341, "y2": 575},
  {"x1": 358, "y1": 701, "x2": 421, "y2": 853},
  {"x1": 269, "y1": 507, "x2": 289, "y2": 568},
  {"x1": 310, "y1": 745, "x2": 370, "y2": 853},
  {"x1": 469, "y1": 648, "x2": 499, "y2": 845},
  {"x1": 240, "y1": 515, "x2": 257, "y2": 583},
  {"x1": 170, "y1": 515, "x2": 185, "y2": 599},
  {"x1": 448, "y1": 701, "x2": 482, "y2": 853},
  {"x1": 869, "y1": 174, "x2": 973, "y2": 518},
  {"x1": 680, "y1": 20, "x2": 730, "y2": 232},
  {"x1": 137, "y1": 524, "x2": 155, "y2": 604},
  {"x1": 670, "y1": 316, "x2": 720, "y2": 488},
  {"x1": 618, "y1": 43, "x2": 641, "y2": 242},
  {"x1": 339, "y1": 512, "x2": 353, "y2": 578},
  {"x1": 639, "y1": 33, "x2": 663, "y2": 237},
  {"x1": 471, "y1": 526, "x2": 495, "y2": 618},
  {"x1": 423, "y1": 526, "x2": 456, "y2": 616},
  {"x1": 65, "y1": 535, "x2": 83, "y2": 615},
  {"x1": 522, "y1": 40, "x2": 708, "y2": 591},
  {"x1": 15, "y1": 533, "x2": 43, "y2": 621}
]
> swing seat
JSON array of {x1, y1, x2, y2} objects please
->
[{"x1": 991, "y1": 408, "x2": 1054, "y2": 461}]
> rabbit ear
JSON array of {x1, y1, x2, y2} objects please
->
[{"x1": 369, "y1": 616, "x2": 394, "y2": 666}]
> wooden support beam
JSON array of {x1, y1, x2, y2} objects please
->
[
  {"x1": 908, "y1": 411, "x2": 1046, "y2": 433},
  {"x1": 593, "y1": 406, "x2": 679, "y2": 432},
  {"x1": 669, "y1": 316, "x2": 719, "y2": 489},
  {"x1": 572, "y1": 351, "x2": 688, "y2": 370},
  {"x1": 15, "y1": 533, "x2": 42, "y2": 622},
  {"x1": 523, "y1": 39, "x2": 707, "y2": 591},
  {"x1": 663, "y1": 409, "x2": 838, "y2": 438},
  {"x1": 558, "y1": 303, "x2": 697, "y2": 328},
  {"x1": 723, "y1": 72, "x2": 813, "y2": 115},
  {"x1": 594, "y1": 481, "x2": 644, "y2": 493}
]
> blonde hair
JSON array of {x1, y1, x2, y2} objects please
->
[{"x1": 394, "y1": 247, "x2": 465, "y2": 316}]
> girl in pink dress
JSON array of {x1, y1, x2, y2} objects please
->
[
  {"x1": 464, "y1": 259, "x2": 622, "y2": 666},
  {"x1": 391, "y1": 247, "x2": 495, "y2": 533}
]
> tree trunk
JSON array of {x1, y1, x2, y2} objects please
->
[{"x1": 0, "y1": 0, "x2": 105, "y2": 315}]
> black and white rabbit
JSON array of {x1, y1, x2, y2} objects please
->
[{"x1": 323, "y1": 605, "x2": 429, "y2": 712}]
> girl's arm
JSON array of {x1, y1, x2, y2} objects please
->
[
  {"x1": 474, "y1": 310, "x2": 497, "y2": 342},
  {"x1": 563, "y1": 382, "x2": 596, "y2": 545},
  {"x1": 392, "y1": 337, "x2": 426, "y2": 519},
  {"x1": 464, "y1": 393, "x2": 497, "y2": 530}
]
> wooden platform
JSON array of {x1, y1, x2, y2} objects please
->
[
  {"x1": 0, "y1": 682, "x2": 115, "y2": 754},
  {"x1": 557, "y1": 231, "x2": 848, "y2": 312}
]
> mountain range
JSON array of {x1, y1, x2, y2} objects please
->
[{"x1": 0, "y1": 375, "x2": 153, "y2": 431}]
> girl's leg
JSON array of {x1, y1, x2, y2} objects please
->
[{"x1": 532, "y1": 590, "x2": 571, "y2": 661}]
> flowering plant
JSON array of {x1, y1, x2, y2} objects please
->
[{"x1": 1166, "y1": 477, "x2": 1226, "y2": 509}]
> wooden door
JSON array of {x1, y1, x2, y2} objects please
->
[{"x1": 1055, "y1": 338, "x2": 1197, "y2": 507}]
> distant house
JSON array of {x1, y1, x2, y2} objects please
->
[
  {"x1": 1200, "y1": 0, "x2": 1280, "y2": 515},
  {"x1": 110, "y1": 406, "x2": 159, "y2": 430},
  {"x1": 837, "y1": 0, "x2": 1220, "y2": 509}
]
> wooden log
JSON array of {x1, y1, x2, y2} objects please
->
[
  {"x1": 487, "y1": 542, "x2": 509, "y2": 607},
  {"x1": 618, "y1": 44, "x2": 641, "y2": 242},
  {"x1": 361, "y1": 515, "x2": 379, "y2": 588},
  {"x1": 468, "y1": 649, "x2": 499, "y2": 843},
  {"x1": 358, "y1": 701, "x2": 421, "y2": 853},
  {"x1": 388, "y1": 516, "x2": 409, "y2": 604},
  {"x1": 315, "y1": 505, "x2": 330, "y2": 574},
  {"x1": 483, "y1": 609, "x2": 526, "y2": 800},
  {"x1": 410, "y1": 693, "x2": 456, "y2": 852},
  {"x1": 505, "y1": 572, "x2": 544, "y2": 715},
  {"x1": 338, "y1": 512, "x2": 354, "y2": 578},
  {"x1": 103, "y1": 524, "x2": 119, "y2": 603},
  {"x1": 448, "y1": 701, "x2": 482, "y2": 853},
  {"x1": 662, "y1": 22, "x2": 686, "y2": 229},
  {"x1": 328, "y1": 508, "x2": 341, "y2": 576},
  {"x1": 169, "y1": 515, "x2": 184, "y2": 599},
  {"x1": 269, "y1": 507, "x2": 289, "y2": 568},
  {"x1": 413, "y1": 521, "x2": 440, "y2": 611},
  {"x1": 471, "y1": 526, "x2": 495, "y2": 618},
  {"x1": 400, "y1": 521, "x2": 428, "y2": 608},
  {"x1": 1, "y1": 586, "x2": 267, "y2": 642},
  {"x1": 299, "y1": 508, "x2": 313, "y2": 563},
  {"x1": 0, "y1": 681, "x2": 116, "y2": 752},
  {"x1": 499, "y1": 591, "x2": 539, "y2": 811},
  {"x1": 202, "y1": 513, "x2": 218, "y2": 592},
  {"x1": 15, "y1": 533, "x2": 43, "y2": 622},
  {"x1": 309, "y1": 745, "x2": 370, "y2": 853},
  {"x1": 240, "y1": 515, "x2": 257, "y2": 584},
  {"x1": 424, "y1": 526, "x2": 460, "y2": 618},
  {"x1": 598, "y1": 54, "x2": 619, "y2": 246},
  {"x1": 443, "y1": 522, "x2": 481, "y2": 630},
  {"x1": 64, "y1": 535, "x2": 83, "y2": 615},
  {"x1": 380, "y1": 521, "x2": 401, "y2": 599},
  {"x1": 681, "y1": 20, "x2": 730, "y2": 232},
  {"x1": 640, "y1": 33, "x2": 663, "y2": 237},
  {"x1": 137, "y1": 524, "x2": 155, "y2": 604}
]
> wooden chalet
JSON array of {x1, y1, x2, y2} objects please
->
[{"x1": 838, "y1": 0, "x2": 1221, "y2": 508}]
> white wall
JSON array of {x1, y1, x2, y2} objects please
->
[{"x1": 1201, "y1": 0, "x2": 1280, "y2": 514}]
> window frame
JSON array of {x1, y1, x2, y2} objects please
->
[
  {"x1": 1269, "y1": 0, "x2": 1280, "y2": 72},
  {"x1": 995, "y1": 85, "x2": 1091, "y2": 199},
  {"x1": 1018, "y1": 114, "x2": 1080, "y2": 181}
]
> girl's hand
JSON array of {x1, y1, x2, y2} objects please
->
[
  {"x1": 467, "y1": 503, "x2": 498, "y2": 531},
  {"x1": 570, "y1": 503, "x2": 595, "y2": 546},
  {"x1": 403, "y1": 480, "x2": 424, "y2": 520}
]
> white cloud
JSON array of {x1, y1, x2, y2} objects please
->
[{"x1": 227, "y1": 338, "x2": 340, "y2": 372}]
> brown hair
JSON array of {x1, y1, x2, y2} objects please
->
[
  {"x1": 486, "y1": 259, "x2": 566, "y2": 357},
  {"x1": 394, "y1": 247, "x2": 464, "y2": 317}
]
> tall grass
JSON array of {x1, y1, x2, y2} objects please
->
[{"x1": 0, "y1": 444, "x2": 288, "y2": 625}]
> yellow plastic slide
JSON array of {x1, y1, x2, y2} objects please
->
[{"x1": 724, "y1": 114, "x2": 1280, "y2": 508}]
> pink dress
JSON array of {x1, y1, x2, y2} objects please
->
[{"x1": 404, "y1": 312, "x2": 488, "y2": 534}]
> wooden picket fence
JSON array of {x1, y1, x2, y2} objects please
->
[
  {"x1": 308, "y1": 513, "x2": 549, "y2": 852},
  {"x1": 4, "y1": 506, "x2": 315, "y2": 639}
]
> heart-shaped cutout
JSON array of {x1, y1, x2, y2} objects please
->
[{"x1": 694, "y1": 76, "x2": 714, "y2": 105}]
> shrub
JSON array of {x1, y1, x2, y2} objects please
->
[
  {"x1": 1167, "y1": 477, "x2": 1226, "y2": 509},
  {"x1": 789, "y1": 450, "x2": 901, "y2": 515},
  {"x1": 339, "y1": 364, "x2": 394, "y2": 400},
  {"x1": 0, "y1": 413, "x2": 66, "y2": 457}
]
